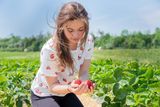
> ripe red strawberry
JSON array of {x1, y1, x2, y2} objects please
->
[
  {"x1": 74, "y1": 79, "x2": 82, "y2": 85},
  {"x1": 85, "y1": 80, "x2": 93, "y2": 89}
]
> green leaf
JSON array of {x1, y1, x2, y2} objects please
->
[
  {"x1": 104, "y1": 95, "x2": 111, "y2": 104},
  {"x1": 16, "y1": 97, "x2": 23, "y2": 107},
  {"x1": 24, "y1": 98, "x2": 31, "y2": 105},
  {"x1": 105, "y1": 71, "x2": 116, "y2": 84},
  {"x1": 116, "y1": 88, "x2": 128, "y2": 100},
  {"x1": 102, "y1": 101, "x2": 108, "y2": 107},
  {"x1": 119, "y1": 80, "x2": 129, "y2": 88},
  {"x1": 126, "y1": 95, "x2": 135, "y2": 105},
  {"x1": 144, "y1": 69, "x2": 154, "y2": 79},
  {"x1": 113, "y1": 67, "x2": 123, "y2": 81},
  {"x1": 131, "y1": 77, "x2": 139, "y2": 86},
  {"x1": 0, "y1": 75, "x2": 8, "y2": 83},
  {"x1": 113, "y1": 83, "x2": 119, "y2": 95},
  {"x1": 148, "y1": 81, "x2": 160, "y2": 92}
]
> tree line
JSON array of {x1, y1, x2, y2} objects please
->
[
  {"x1": 0, "y1": 32, "x2": 51, "y2": 52},
  {"x1": 93, "y1": 27, "x2": 160, "y2": 49},
  {"x1": 0, "y1": 27, "x2": 160, "y2": 52}
]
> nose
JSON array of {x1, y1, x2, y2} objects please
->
[{"x1": 72, "y1": 31, "x2": 79, "y2": 38}]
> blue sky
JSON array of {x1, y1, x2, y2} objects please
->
[{"x1": 0, "y1": 0, "x2": 160, "y2": 38}]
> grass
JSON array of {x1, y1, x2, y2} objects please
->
[
  {"x1": 93, "y1": 49, "x2": 160, "y2": 65},
  {"x1": 1, "y1": 49, "x2": 160, "y2": 65},
  {"x1": 0, "y1": 51, "x2": 39, "y2": 60}
]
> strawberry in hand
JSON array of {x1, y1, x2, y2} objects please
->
[
  {"x1": 85, "y1": 80, "x2": 94, "y2": 89},
  {"x1": 74, "y1": 79, "x2": 82, "y2": 85}
]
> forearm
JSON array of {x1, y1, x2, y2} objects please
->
[
  {"x1": 79, "y1": 60, "x2": 91, "y2": 81},
  {"x1": 79, "y1": 71, "x2": 89, "y2": 81},
  {"x1": 49, "y1": 84, "x2": 71, "y2": 95}
]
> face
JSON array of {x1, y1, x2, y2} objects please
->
[{"x1": 63, "y1": 19, "x2": 85, "y2": 45}]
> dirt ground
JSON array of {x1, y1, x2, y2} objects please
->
[{"x1": 77, "y1": 94, "x2": 101, "y2": 107}]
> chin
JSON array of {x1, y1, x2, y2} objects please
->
[
  {"x1": 72, "y1": 41, "x2": 78, "y2": 45},
  {"x1": 72, "y1": 40, "x2": 79, "y2": 43}
]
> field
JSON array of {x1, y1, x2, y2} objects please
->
[
  {"x1": 93, "y1": 49, "x2": 160, "y2": 65},
  {"x1": 0, "y1": 49, "x2": 160, "y2": 107},
  {"x1": 1, "y1": 49, "x2": 160, "y2": 63}
]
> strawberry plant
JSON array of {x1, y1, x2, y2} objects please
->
[
  {"x1": 0, "y1": 59, "x2": 38, "y2": 107},
  {"x1": 0, "y1": 51, "x2": 160, "y2": 107},
  {"x1": 90, "y1": 59, "x2": 160, "y2": 107}
]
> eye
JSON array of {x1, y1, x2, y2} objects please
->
[
  {"x1": 79, "y1": 28, "x2": 84, "y2": 32},
  {"x1": 67, "y1": 28, "x2": 73, "y2": 32}
]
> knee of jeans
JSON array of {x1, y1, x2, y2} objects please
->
[{"x1": 65, "y1": 93, "x2": 76, "y2": 97}]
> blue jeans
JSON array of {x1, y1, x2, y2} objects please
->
[{"x1": 30, "y1": 91, "x2": 84, "y2": 107}]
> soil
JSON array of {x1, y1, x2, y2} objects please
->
[{"x1": 77, "y1": 94, "x2": 101, "y2": 107}]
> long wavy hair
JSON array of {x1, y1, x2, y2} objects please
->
[{"x1": 54, "y1": 2, "x2": 89, "y2": 69}]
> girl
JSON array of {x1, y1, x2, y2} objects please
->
[{"x1": 30, "y1": 1, "x2": 95, "y2": 107}]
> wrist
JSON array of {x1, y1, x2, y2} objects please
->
[{"x1": 67, "y1": 85, "x2": 72, "y2": 93}]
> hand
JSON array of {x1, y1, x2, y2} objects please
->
[
  {"x1": 87, "y1": 83, "x2": 96, "y2": 94},
  {"x1": 68, "y1": 80, "x2": 89, "y2": 95},
  {"x1": 68, "y1": 80, "x2": 96, "y2": 95}
]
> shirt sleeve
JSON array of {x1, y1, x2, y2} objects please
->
[
  {"x1": 40, "y1": 46, "x2": 60, "y2": 77},
  {"x1": 84, "y1": 35, "x2": 94, "y2": 60}
]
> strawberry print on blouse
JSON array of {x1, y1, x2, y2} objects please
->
[
  {"x1": 50, "y1": 53, "x2": 54, "y2": 60},
  {"x1": 63, "y1": 78, "x2": 67, "y2": 82},
  {"x1": 78, "y1": 55, "x2": 81, "y2": 60},
  {"x1": 31, "y1": 35, "x2": 94, "y2": 97},
  {"x1": 46, "y1": 66, "x2": 51, "y2": 70},
  {"x1": 80, "y1": 46, "x2": 84, "y2": 51},
  {"x1": 35, "y1": 88, "x2": 42, "y2": 95}
]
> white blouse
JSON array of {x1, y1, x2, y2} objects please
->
[{"x1": 31, "y1": 35, "x2": 94, "y2": 97}]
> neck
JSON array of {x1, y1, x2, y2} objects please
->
[{"x1": 69, "y1": 43, "x2": 78, "y2": 50}]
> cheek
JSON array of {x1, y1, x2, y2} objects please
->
[
  {"x1": 79, "y1": 32, "x2": 84, "y2": 35},
  {"x1": 79, "y1": 32, "x2": 85, "y2": 38},
  {"x1": 64, "y1": 31, "x2": 72, "y2": 39}
]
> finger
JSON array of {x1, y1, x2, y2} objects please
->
[
  {"x1": 93, "y1": 83, "x2": 96, "y2": 88},
  {"x1": 85, "y1": 86, "x2": 89, "y2": 93},
  {"x1": 70, "y1": 86, "x2": 81, "y2": 94},
  {"x1": 71, "y1": 87, "x2": 78, "y2": 92},
  {"x1": 71, "y1": 80, "x2": 82, "y2": 88},
  {"x1": 78, "y1": 83, "x2": 85, "y2": 91},
  {"x1": 77, "y1": 83, "x2": 86, "y2": 94},
  {"x1": 81, "y1": 84, "x2": 88, "y2": 93},
  {"x1": 88, "y1": 86, "x2": 94, "y2": 93},
  {"x1": 71, "y1": 84, "x2": 79, "y2": 88}
]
